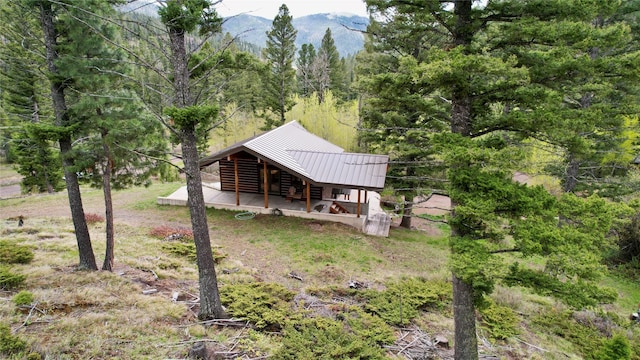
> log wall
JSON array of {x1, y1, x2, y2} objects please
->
[{"x1": 219, "y1": 158, "x2": 259, "y2": 193}]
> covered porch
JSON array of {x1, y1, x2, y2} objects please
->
[{"x1": 157, "y1": 182, "x2": 388, "y2": 234}]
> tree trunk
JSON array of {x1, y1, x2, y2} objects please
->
[
  {"x1": 563, "y1": 156, "x2": 580, "y2": 193},
  {"x1": 166, "y1": 19, "x2": 226, "y2": 320},
  {"x1": 168, "y1": 28, "x2": 190, "y2": 108},
  {"x1": 451, "y1": 2, "x2": 478, "y2": 359},
  {"x1": 400, "y1": 195, "x2": 413, "y2": 229},
  {"x1": 39, "y1": 1, "x2": 96, "y2": 270},
  {"x1": 60, "y1": 138, "x2": 97, "y2": 270},
  {"x1": 101, "y1": 130, "x2": 115, "y2": 271},
  {"x1": 453, "y1": 274, "x2": 478, "y2": 360},
  {"x1": 279, "y1": 73, "x2": 287, "y2": 125},
  {"x1": 182, "y1": 126, "x2": 227, "y2": 320}
]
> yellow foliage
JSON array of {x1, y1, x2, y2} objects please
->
[
  {"x1": 288, "y1": 92, "x2": 359, "y2": 151},
  {"x1": 602, "y1": 115, "x2": 639, "y2": 166},
  {"x1": 522, "y1": 139, "x2": 564, "y2": 175},
  {"x1": 209, "y1": 102, "x2": 263, "y2": 151},
  {"x1": 208, "y1": 93, "x2": 360, "y2": 152}
]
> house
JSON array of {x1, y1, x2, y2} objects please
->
[{"x1": 159, "y1": 121, "x2": 392, "y2": 236}]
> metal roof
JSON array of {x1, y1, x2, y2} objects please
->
[
  {"x1": 199, "y1": 121, "x2": 388, "y2": 190},
  {"x1": 288, "y1": 151, "x2": 388, "y2": 189}
]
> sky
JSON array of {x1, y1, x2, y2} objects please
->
[{"x1": 215, "y1": 0, "x2": 369, "y2": 19}]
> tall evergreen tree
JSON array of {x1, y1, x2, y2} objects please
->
[
  {"x1": 361, "y1": 1, "x2": 639, "y2": 358},
  {"x1": 261, "y1": 4, "x2": 297, "y2": 129},
  {"x1": 297, "y1": 43, "x2": 316, "y2": 97},
  {"x1": 533, "y1": 2, "x2": 640, "y2": 197},
  {"x1": 316, "y1": 28, "x2": 345, "y2": 102},
  {"x1": 32, "y1": 0, "x2": 130, "y2": 270},
  {"x1": 357, "y1": 2, "x2": 449, "y2": 228},
  {"x1": 0, "y1": 1, "x2": 62, "y2": 193},
  {"x1": 211, "y1": 35, "x2": 267, "y2": 115},
  {"x1": 71, "y1": 89, "x2": 170, "y2": 271},
  {"x1": 158, "y1": 0, "x2": 227, "y2": 320}
]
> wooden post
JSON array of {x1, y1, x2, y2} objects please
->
[
  {"x1": 234, "y1": 158, "x2": 239, "y2": 206},
  {"x1": 263, "y1": 161, "x2": 268, "y2": 208},
  {"x1": 306, "y1": 181, "x2": 311, "y2": 213},
  {"x1": 364, "y1": 190, "x2": 368, "y2": 204},
  {"x1": 357, "y1": 189, "x2": 361, "y2": 218}
]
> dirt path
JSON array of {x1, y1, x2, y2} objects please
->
[
  {"x1": 0, "y1": 184, "x2": 20, "y2": 199},
  {"x1": 0, "y1": 185, "x2": 179, "y2": 230}
]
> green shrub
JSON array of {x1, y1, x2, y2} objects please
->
[
  {"x1": 161, "y1": 242, "x2": 226, "y2": 263},
  {"x1": 479, "y1": 300, "x2": 520, "y2": 340},
  {"x1": 161, "y1": 242, "x2": 196, "y2": 261},
  {"x1": 12, "y1": 291, "x2": 34, "y2": 306},
  {"x1": 273, "y1": 317, "x2": 387, "y2": 360},
  {"x1": 615, "y1": 211, "x2": 640, "y2": 265},
  {"x1": 221, "y1": 282, "x2": 297, "y2": 330},
  {"x1": 342, "y1": 307, "x2": 395, "y2": 345},
  {"x1": 504, "y1": 264, "x2": 617, "y2": 308},
  {"x1": 363, "y1": 278, "x2": 452, "y2": 325},
  {"x1": 0, "y1": 241, "x2": 34, "y2": 264},
  {"x1": 0, "y1": 266, "x2": 26, "y2": 290},
  {"x1": 595, "y1": 333, "x2": 631, "y2": 360},
  {"x1": 0, "y1": 323, "x2": 26, "y2": 355},
  {"x1": 630, "y1": 328, "x2": 640, "y2": 360},
  {"x1": 26, "y1": 353, "x2": 42, "y2": 360},
  {"x1": 532, "y1": 309, "x2": 627, "y2": 360}
]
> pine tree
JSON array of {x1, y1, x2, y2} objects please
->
[
  {"x1": 158, "y1": 0, "x2": 227, "y2": 320},
  {"x1": 533, "y1": 3, "x2": 640, "y2": 196},
  {"x1": 357, "y1": 2, "x2": 449, "y2": 229},
  {"x1": 32, "y1": 0, "x2": 129, "y2": 270},
  {"x1": 297, "y1": 43, "x2": 316, "y2": 97},
  {"x1": 0, "y1": 1, "x2": 62, "y2": 193},
  {"x1": 261, "y1": 4, "x2": 297, "y2": 129},
  {"x1": 361, "y1": 1, "x2": 639, "y2": 358},
  {"x1": 71, "y1": 89, "x2": 170, "y2": 271},
  {"x1": 316, "y1": 28, "x2": 345, "y2": 102},
  {"x1": 215, "y1": 34, "x2": 267, "y2": 115}
]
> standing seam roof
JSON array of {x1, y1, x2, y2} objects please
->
[
  {"x1": 199, "y1": 121, "x2": 388, "y2": 190},
  {"x1": 288, "y1": 150, "x2": 388, "y2": 189},
  {"x1": 243, "y1": 121, "x2": 343, "y2": 178}
]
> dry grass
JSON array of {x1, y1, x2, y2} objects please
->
[
  {"x1": 0, "y1": 182, "x2": 638, "y2": 359},
  {"x1": 0, "y1": 215, "x2": 201, "y2": 359},
  {"x1": 0, "y1": 183, "x2": 454, "y2": 358}
]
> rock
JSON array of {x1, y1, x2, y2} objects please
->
[
  {"x1": 434, "y1": 334, "x2": 449, "y2": 348},
  {"x1": 188, "y1": 341, "x2": 208, "y2": 359}
]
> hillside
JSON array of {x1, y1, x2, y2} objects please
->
[{"x1": 0, "y1": 167, "x2": 638, "y2": 359}]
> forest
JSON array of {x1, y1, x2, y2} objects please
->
[{"x1": 1, "y1": 0, "x2": 639, "y2": 359}]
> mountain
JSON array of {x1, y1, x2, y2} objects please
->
[
  {"x1": 222, "y1": 13, "x2": 369, "y2": 57},
  {"x1": 117, "y1": 2, "x2": 369, "y2": 57}
]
